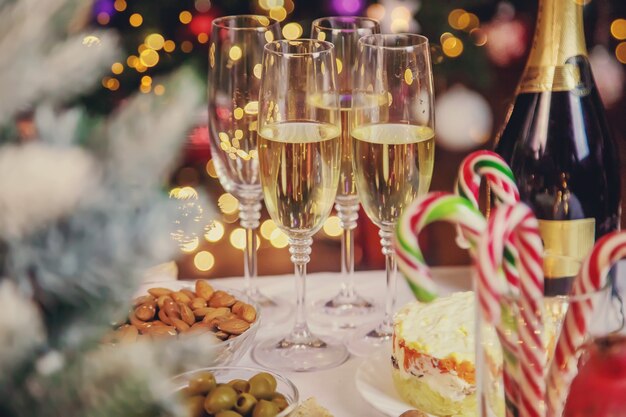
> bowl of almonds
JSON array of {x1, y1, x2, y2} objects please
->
[{"x1": 109, "y1": 279, "x2": 260, "y2": 367}]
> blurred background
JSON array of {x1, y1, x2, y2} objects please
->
[{"x1": 82, "y1": 0, "x2": 626, "y2": 279}]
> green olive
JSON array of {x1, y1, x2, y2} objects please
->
[
  {"x1": 252, "y1": 400, "x2": 280, "y2": 417},
  {"x1": 250, "y1": 372, "x2": 277, "y2": 392},
  {"x1": 271, "y1": 393, "x2": 288, "y2": 411},
  {"x1": 204, "y1": 385, "x2": 238, "y2": 414},
  {"x1": 228, "y1": 378, "x2": 250, "y2": 394},
  {"x1": 187, "y1": 371, "x2": 216, "y2": 395},
  {"x1": 216, "y1": 411, "x2": 243, "y2": 417},
  {"x1": 248, "y1": 375, "x2": 275, "y2": 400},
  {"x1": 234, "y1": 392, "x2": 258, "y2": 415},
  {"x1": 185, "y1": 395, "x2": 205, "y2": 417}
]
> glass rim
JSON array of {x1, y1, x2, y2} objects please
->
[
  {"x1": 358, "y1": 33, "x2": 429, "y2": 50},
  {"x1": 263, "y1": 38, "x2": 335, "y2": 57},
  {"x1": 212, "y1": 14, "x2": 279, "y2": 31},
  {"x1": 311, "y1": 16, "x2": 380, "y2": 32}
]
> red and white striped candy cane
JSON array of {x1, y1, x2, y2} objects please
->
[
  {"x1": 477, "y1": 203, "x2": 545, "y2": 417},
  {"x1": 547, "y1": 231, "x2": 626, "y2": 417},
  {"x1": 455, "y1": 150, "x2": 521, "y2": 290}
]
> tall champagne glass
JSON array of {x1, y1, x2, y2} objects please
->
[
  {"x1": 208, "y1": 15, "x2": 290, "y2": 322},
  {"x1": 347, "y1": 34, "x2": 435, "y2": 356},
  {"x1": 251, "y1": 39, "x2": 348, "y2": 371},
  {"x1": 309, "y1": 16, "x2": 380, "y2": 327}
]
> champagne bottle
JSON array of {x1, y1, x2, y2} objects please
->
[{"x1": 494, "y1": 0, "x2": 621, "y2": 296}]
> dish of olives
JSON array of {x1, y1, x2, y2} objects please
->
[{"x1": 176, "y1": 367, "x2": 298, "y2": 417}]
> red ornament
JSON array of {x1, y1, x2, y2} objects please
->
[{"x1": 189, "y1": 13, "x2": 215, "y2": 36}]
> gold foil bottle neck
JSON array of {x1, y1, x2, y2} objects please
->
[{"x1": 519, "y1": 0, "x2": 588, "y2": 93}]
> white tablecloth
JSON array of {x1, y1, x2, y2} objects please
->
[{"x1": 212, "y1": 266, "x2": 474, "y2": 417}]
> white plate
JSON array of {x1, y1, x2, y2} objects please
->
[{"x1": 355, "y1": 349, "x2": 434, "y2": 417}]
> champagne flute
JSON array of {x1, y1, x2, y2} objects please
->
[
  {"x1": 208, "y1": 15, "x2": 290, "y2": 322},
  {"x1": 251, "y1": 39, "x2": 348, "y2": 371},
  {"x1": 309, "y1": 16, "x2": 380, "y2": 327},
  {"x1": 347, "y1": 34, "x2": 435, "y2": 356}
]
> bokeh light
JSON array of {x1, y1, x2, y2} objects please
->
[
  {"x1": 205, "y1": 159, "x2": 218, "y2": 178},
  {"x1": 612, "y1": 19, "x2": 626, "y2": 40},
  {"x1": 181, "y1": 41, "x2": 194, "y2": 53},
  {"x1": 97, "y1": 12, "x2": 110, "y2": 25},
  {"x1": 229, "y1": 45, "x2": 243, "y2": 61},
  {"x1": 181, "y1": 236, "x2": 200, "y2": 253},
  {"x1": 443, "y1": 36, "x2": 464, "y2": 58},
  {"x1": 113, "y1": 0, "x2": 126, "y2": 12},
  {"x1": 616, "y1": 42, "x2": 626, "y2": 64},
  {"x1": 269, "y1": 7, "x2": 287, "y2": 22},
  {"x1": 282, "y1": 22, "x2": 303, "y2": 40},
  {"x1": 129, "y1": 13, "x2": 143, "y2": 27},
  {"x1": 198, "y1": 33, "x2": 209, "y2": 44},
  {"x1": 218, "y1": 193, "x2": 239, "y2": 214},
  {"x1": 230, "y1": 228, "x2": 246, "y2": 250},
  {"x1": 163, "y1": 40, "x2": 176, "y2": 53},
  {"x1": 194, "y1": 251, "x2": 215, "y2": 271},
  {"x1": 145, "y1": 33, "x2": 165, "y2": 50},
  {"x1": 323, "y1": 216, "x2": 343, "y2": 237},
  {"x1": 154, "y1": 85, "x2": 165, "y2": 96},
  {"x1": 205, "y1": 221, "x2": 225, "y2": 242},
  {"x1": 139, "y1": 49, "x2": 159, "y2": 67},
  {"x1": 260, "y1": 219, "x2": 278, "y2": 239},
  {"x1": 269, "y1": 228, "x2": 289, "y2": 248},
  {"x1": 366, "y1": 3, "x2": 385, "y2": 20},
  {"x1": 111, "y1": 62, "x2": 124, "y2": 74},
  {"x1": 179, "y1": 11, "x2": 193, "y2": 24}
]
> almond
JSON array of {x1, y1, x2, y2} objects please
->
[
  {"x1": 179, "y1": 302, "x2": 196, "y2": 326},
  {"x1": 129, "y1": 312, "x2": 153, "y2": 333},
  {"x1": 146, "y1": 325, "x2": 177, "y2": 338},
  {"x1": 171, "y1": 291, "x2": 192, "y2": 304},
  {"x1": 231, "y1": 301, "x2": 245, "y2": 315},
  {"x1": 218, "y1": 318, "x2": 250, "y2": 335},
  {"x1": 240, "y1": 303, "x2": 257, "y2": 323},
  {"x1": 181, "y1": 288, "x2": 196, "y2": 300},
  {"x1": 163, "y1": 299, "x2": 181, "y2": 319},
  {"x1": 134, "y1": 304, "x2": 156, "y2": 321},
  {"x1": 157, "y1": 295, "x2": 173, "y2": 309},
  {"x1": 209, "y1": 291, "x2": 236, "y2": 308},
  {"x1": 195, "y1": 280, "x2": 214, "y2": 301},
  {"x1": 202, "y1": 307, "x2": 231, "y2": 324},
  {"x1": 191, "y1": 297, "x2": 208, "y2": 310},
  {"x1": 214, "y1": 330, "x2": 230, "y2": 340},
  {"x1": 193, "y1": 307, "x2": 213, "y2": 318},
  {"x1": 148, "y1": 287, "x2": 173, "y2": 298},
  {"x1": 133, "y1": 295, "x2": 155, "y2": 308},
  {"x1": 172, "y1": 318, "x2": 190, "y2": 333},
  {"x1": 158, "y1": 310, "x2": 173, "y2": 325}
]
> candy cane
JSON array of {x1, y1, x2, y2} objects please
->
[
  {"x1": 395, "y1": 192, "x2": 485, "y2": 302},
  {"x1": 477, "y1": 203, "x2": 545, "y2": 417},
  {"x1": 455, "y1": 150, "x2": 521, "y2": 290},
  {"x1": 455, "y1": 151, "x2": 523, "y2": 411},
  {"x1": 547, "y1": 231, "x2": 626, "y2": 417}
]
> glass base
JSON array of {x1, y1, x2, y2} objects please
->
[
  {"x1": 346, "y1": 320, "x2": 393, "y2": 357},
  {"x1": 247, "y1": 290, "x2": 293, "y2": 328},
  {"x1": 310, "y1": 293, "x2": 379, "y2": 329},
  {"x1": 252, "y1": 333, "x2": 349, "y2": 372}
]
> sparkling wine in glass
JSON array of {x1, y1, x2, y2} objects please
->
[
  {"x1": 347, "y1": 34, "x2": 435, "y2": 356},
  {"x1": 251, "y1": 39, "x2": 349, "y2": 371},
  {"x1": 309, "y1": 16, "x2": 380, "y2": 328},
  {"x1": 208, "y1": 15, "x2": 291, "y2": 322}
]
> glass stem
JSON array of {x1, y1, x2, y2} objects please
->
[
  {"x1": 239, "y1": 199, "x2": 262, "y2": 298},
  {"x1": 335, "y1": 198, "x2": 359, "y2": 298},
  {"x1": 379, "y1": 226, "x2": 397, "y2": 334},
  {"x1": 289, "y1": 236, "x2": 314, "y2": 340}
]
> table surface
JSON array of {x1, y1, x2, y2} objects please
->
[{"x1": 206, "y1": 266, "x2": 474, "y2": 417}]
